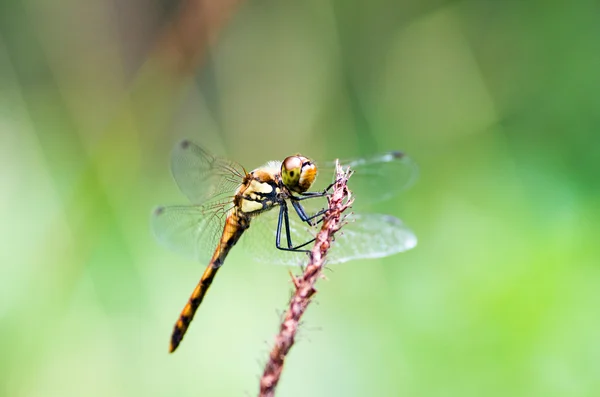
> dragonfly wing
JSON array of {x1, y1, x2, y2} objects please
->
[
  {"x1": 312, "y1": 152, "x2": 418, "y2": 204},
  {"x1": 325, "y1": 213, "x2": 417, "y2": 264},
  {"x1": 170, "y1": 140, "x2": 245, "y2": 205},
  {"x1": 151, "y1": 203, "x2": 231, "y2": 264},
  {"x1": 239, "y1": 206, "x2": 417, "y2": 266}
]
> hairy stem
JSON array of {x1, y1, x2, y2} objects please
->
[{"x1": 259, "y1": 161, "x2": 353, "y2": 397}]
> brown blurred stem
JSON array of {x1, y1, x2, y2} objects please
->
[
  {"x1": 154, "y1": 0, "x2": 244, "y2": 75},
  {"x1": 258, "y1": 162, "x2": 354, "y2": 397}
]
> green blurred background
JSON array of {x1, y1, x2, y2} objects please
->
[{"x1": 2, "y1": 1, "x2": 599, "y2": 396}]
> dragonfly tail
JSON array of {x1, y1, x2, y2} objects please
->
[
  {"x1": 168, "y1": 210, "x2": 249, "y2": 353},
  {"x1": 169, "y1": 263, "x2": 220, "y2": 353}
]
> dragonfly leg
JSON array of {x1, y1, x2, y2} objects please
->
[
  {"x1": 294, "y1": 180, "x2": 336, "y2": 200},
  {"x1": 291, "y1": 200, "x2": 327, "y2": 226},
  {"x1": 284, "y1": 203, "x2": 319, "y2": 250},
  {"x1": 293, "y1": 191, "x2": 327, "y2": 201},
  {"x1": 288, "y1": 180, "x2": 334, "y2": 224},
  {"x1": 275, "y1": 201, "x2": 294, "y2": 249},
  {"x1": 275, "y1": 203, "x2": 316, "y2": 253}
]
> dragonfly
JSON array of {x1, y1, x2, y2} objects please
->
[{"x1": 152, "y1": 139, "x2": 418, "y2": 353}]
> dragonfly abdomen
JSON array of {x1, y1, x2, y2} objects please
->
[
  {"x1": 169, "y1": 209, "x2": 250, "y2": 353},
  {"x1": 169, "y1": 266, "x2": 218, "y2": 352}
]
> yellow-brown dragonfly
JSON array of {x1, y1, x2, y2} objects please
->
[{"x1": 152, "y1": 140, "x2": 417, "y2": 352}]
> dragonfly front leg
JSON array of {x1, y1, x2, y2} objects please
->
[
  {"x1": 288, "y1": 181, "x2": 335, "y2": 224},
  {"x1": 293, "y1": 180, "x2": 337, "y2": 201},
  {"x1": 291, "y1": 200, "x2": 327, "y2": 227}
]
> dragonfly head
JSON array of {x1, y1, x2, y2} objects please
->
[{"x1": 281, "y1": 155, "x2": 317, "y2": 193}]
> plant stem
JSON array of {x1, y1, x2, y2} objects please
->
[{"x1": 258, "y1": 161, "x2": 353, "y2": 397}]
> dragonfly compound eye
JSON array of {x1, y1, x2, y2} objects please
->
[{"x1": 281, "y1": 155, "x2": 317, "y2": 193}]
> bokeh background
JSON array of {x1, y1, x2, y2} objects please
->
[{"x1": 2, "y1": 1, "x2": 600, "y2": 396}]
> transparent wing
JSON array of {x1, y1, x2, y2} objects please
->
[
  {"x1": 326, "y1": 213, "x2": 417, "y2": 264},
  {"x1": 311, "y1": 151, "x2": 418, "y2": 204},
  {"x1": 239, "y1": 207, "x2": 417, "y2": 266},
  {"x1": 170, "y1": 140, "x2": 246, "y2": 205},
  {"x1": 151, "y1": 202, "x2": 232, "y2": 264}
]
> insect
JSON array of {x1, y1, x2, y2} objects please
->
[{"x1": 152, "y1": 140, "x2": 417, "y2": 352}]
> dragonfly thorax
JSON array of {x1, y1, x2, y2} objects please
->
[
  {"x1": 281, "y1": 155, "x2": 317, "y2": 193},
  {"x1": 233, "y1": 171, "x2": 281, "y2": 215}
]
